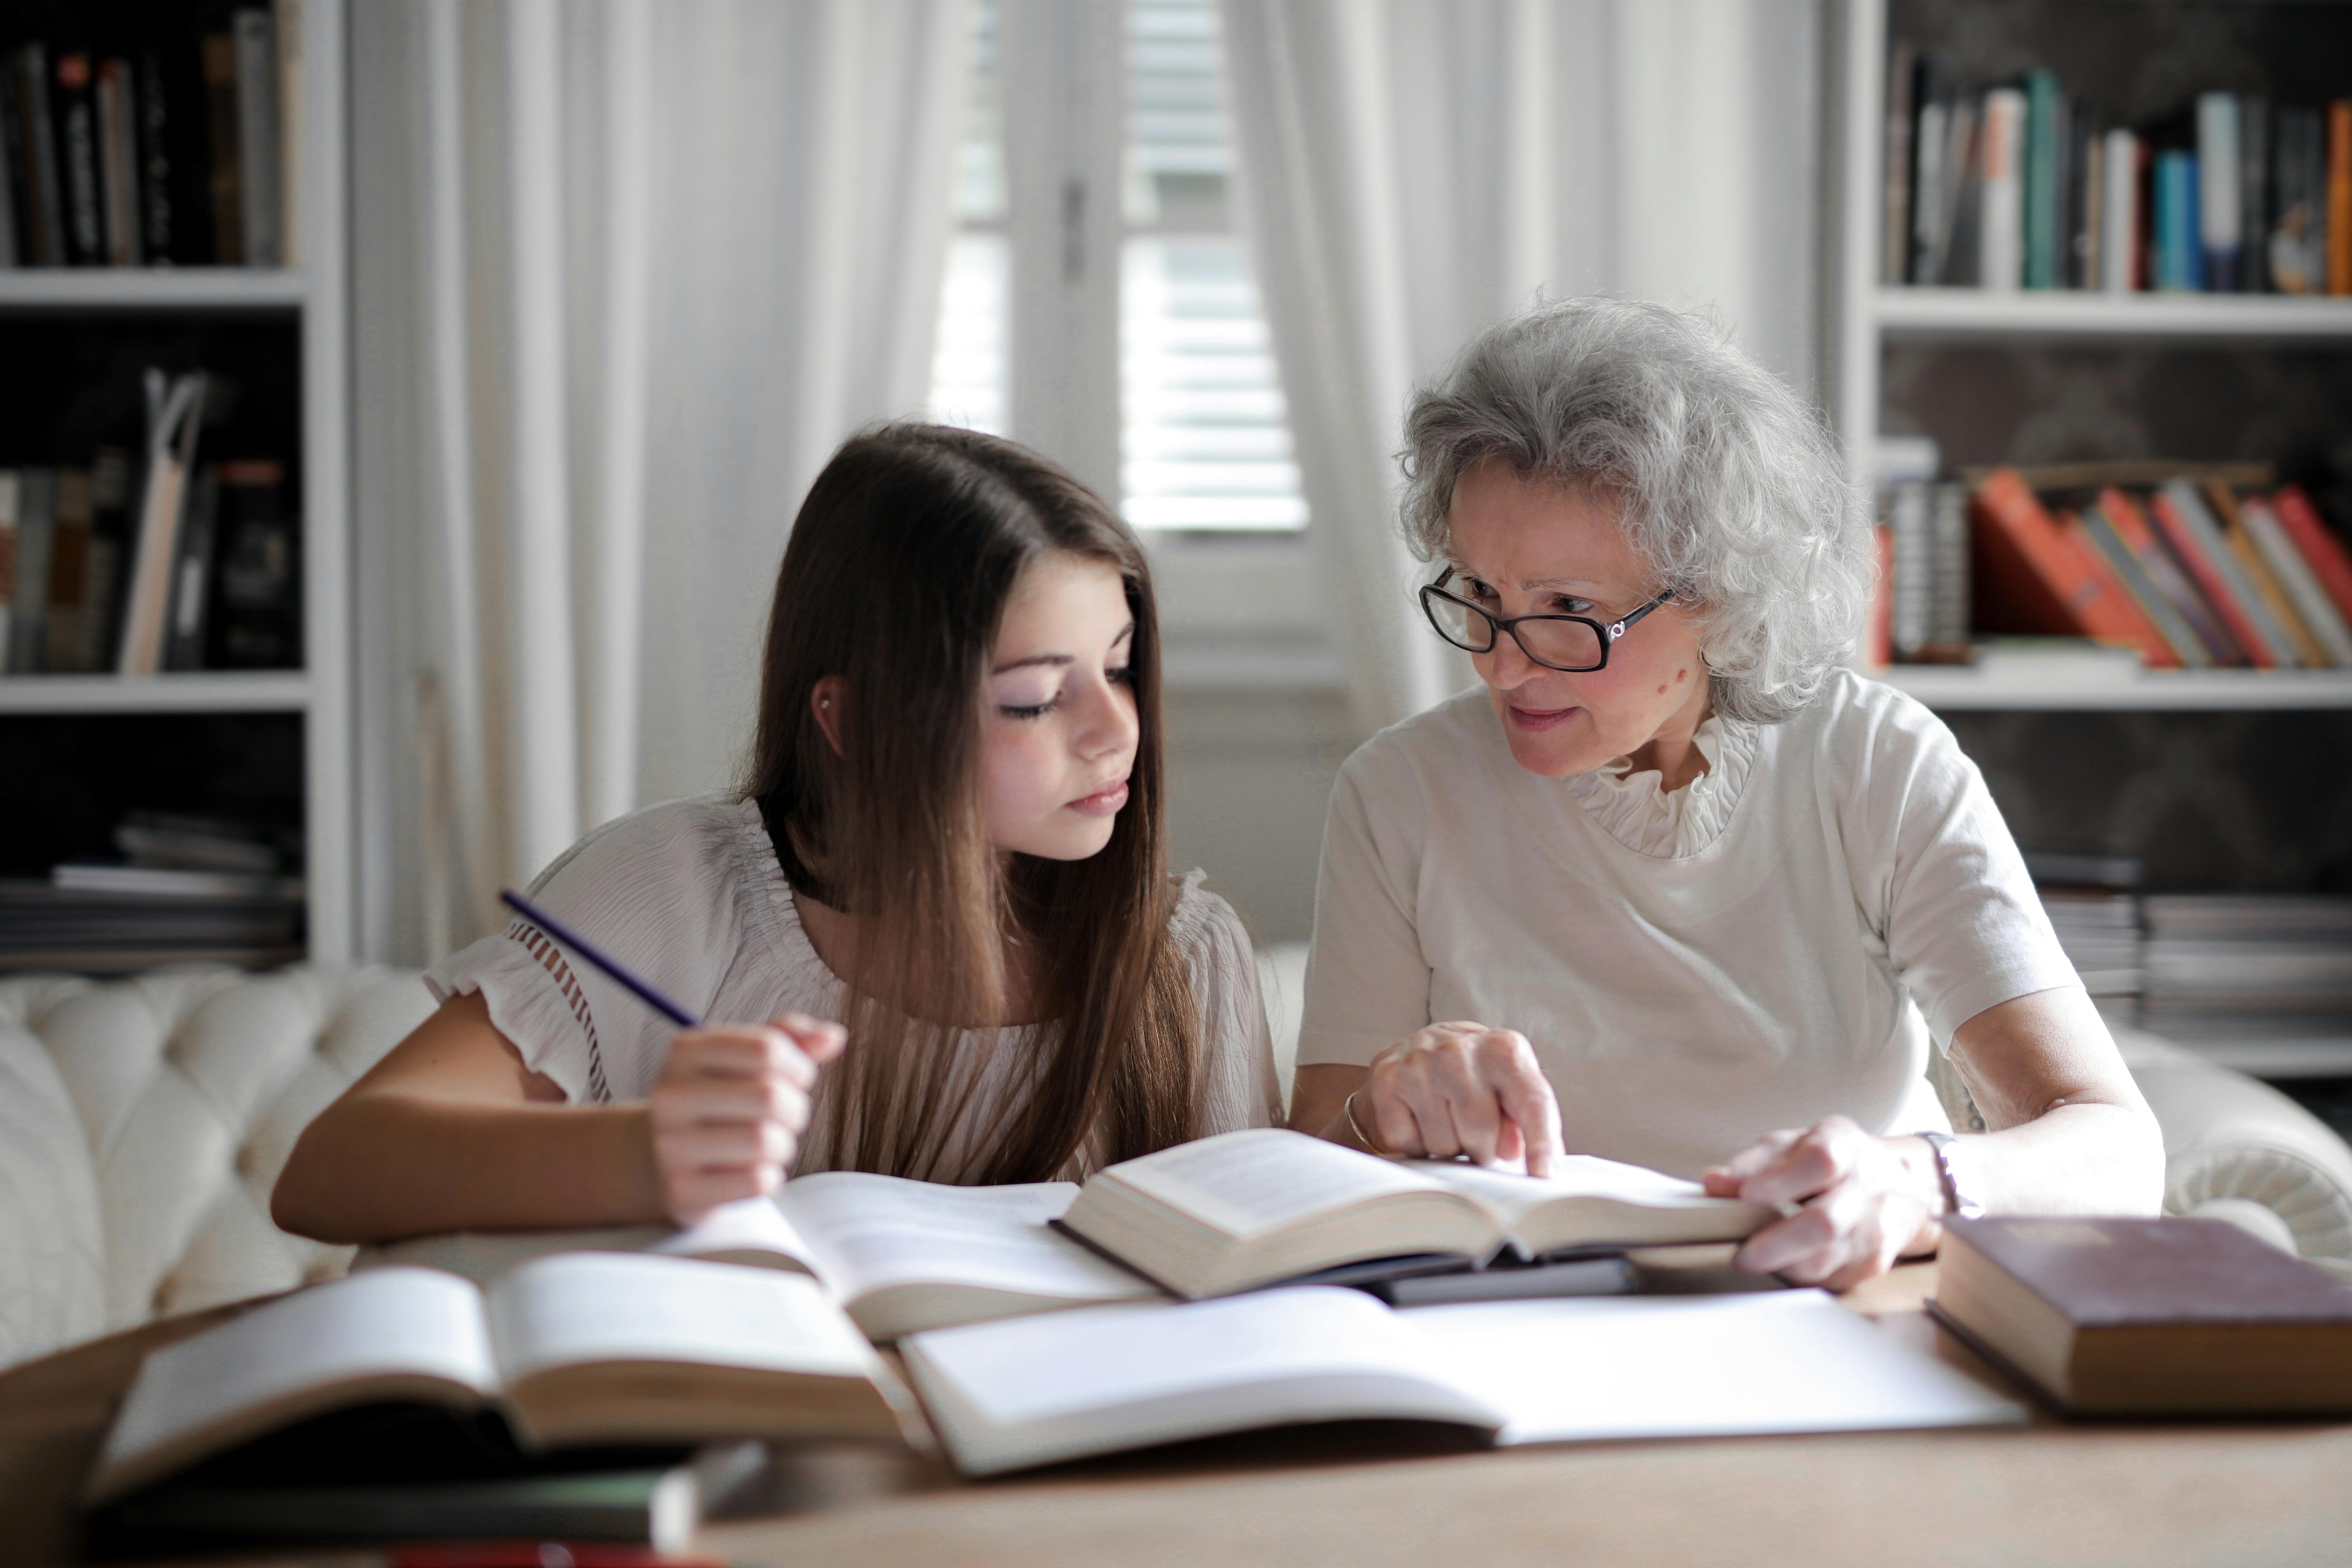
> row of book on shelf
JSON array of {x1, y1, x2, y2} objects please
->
[
  {"x1": 0, "y1": 810, "x2": 303, "y2": 974},
  {"x1": 2030, "y1": 853, "x2": 2352, "y2": 1063},
  {"x1": 1874, "y1": 461, "x2": 2352, "y2": 673},
  {"x1": 1, "y1": 3, "x2": 299, "y2": 270},
  {"x1": 0, "y1": 368, "x2": 299, "y2": 676},
  {"x1": 1884, "y1": 42, "x2": 2352, "y2": 294}
]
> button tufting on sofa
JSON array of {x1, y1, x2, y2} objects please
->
[{"x1": 0, "y1": 964, "x2": 435, "y2": 1371}]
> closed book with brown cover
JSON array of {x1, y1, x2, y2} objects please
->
[{"x1": 1931, "y1": 1216, "x2": 2352, "y2": 1414}]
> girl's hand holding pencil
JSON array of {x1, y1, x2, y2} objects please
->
[{"x1": 648, "y1": 1016, "x2": 845, "y2": 1224}]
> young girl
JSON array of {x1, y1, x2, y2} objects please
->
[{"x1": 273, "y1": 424, "x2": 1279, "y2": 1242}]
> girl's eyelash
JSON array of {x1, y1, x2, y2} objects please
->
[{"x1": 1000, "y1": 698, "x2": 1060, "y2": 721}]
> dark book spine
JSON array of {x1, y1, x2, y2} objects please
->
[
  {"x1": 164, "y1": 466, "x2": 219, "y2": 671},
  {"x1": 2065, "y1": 99, "x2": 2098, "y2": 288},
  {"x1": 16, "y1": 45, "x2": 66, "y2": 266},
  {"x1": 208, "y1": 461, "x2": 298, "y2": 670},
  {"x1": 51, "y1": 52, "x2": 102, "y2": 266},
  {"x1": 96, "y1": 58, "x2": 140, "y2": 267},
  {"x1": 2241, "y1": 95, "x2": 2270, "y2": 293},
  {"x1": 0, "y1": 55, "x2": 24, "y2": 266},
  {"x1": 135, "y1": 45, "x2": 175, "y2": 263},
  {"x1": 200, "y1": 33, "x2": 241, "y2": 265}
]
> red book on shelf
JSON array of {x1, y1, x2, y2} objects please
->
[
  {"x1": 1970, "y1": 469, "x2": 2152, "y2": 658},
  {"x1": 2331, "y1": 101, "x2": 2351, "y2": 296},
  {"x1": 2054, "y1": 511, "x2": 2181, "y2": 668},
  {"x1": 1868, "y1": 524, "x2": 1894, "y2": 668},
  {"x1": 2146, "y1": 487, "x2": 2278, "y2": 668},
  {"x1": 2271, "y1": 486, "x2": 2352, "y2": 629},
  {"x1": 2098, "y1": 488, "x2": 2244, "y2": 665}
]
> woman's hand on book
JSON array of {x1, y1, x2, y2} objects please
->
[
  {"x1": 1701, "y1": 1116, "x2": 1942, "y2": 1289},
  {"x1": 1356, "y1": 1022, "x2": 1565, "y2": 1177},
  {"x1": 648, "y1": 1015, "x2": 846, "y2": 1225}
]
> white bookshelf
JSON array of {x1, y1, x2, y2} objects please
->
[
  {"x1": 1829, "y1": 0, "x2": 2352, "y2": 715},
  {"x1": 0, "y1": 1, "x2": 351, "y2": 967}
]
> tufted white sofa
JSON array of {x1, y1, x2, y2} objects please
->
[{"x1": 4, "y1": 957, "x2": 2352, "y2": 1374}]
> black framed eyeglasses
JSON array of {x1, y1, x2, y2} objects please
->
[{"x1": 1419, "y1": 568, "x2": 1675, "y2": 673}]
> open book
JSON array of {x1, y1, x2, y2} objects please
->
[
  {"x1": 369, "y1": 1170, "x2": 1164, "y2": 1342},
  {"x1": 1057, "y1": 1128, "x2": 1770, "y2": 1298},
  {"x1": 901, "y1": 1286, "x2": 2026, "y2": 1477},
  {"x1": 89, "y1": 1254, "x2": 918, "y2": 1507}
]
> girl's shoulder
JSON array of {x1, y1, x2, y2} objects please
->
[
  {"x1": 525, "y1": 793, "x2": 793, "y2": 943},
  {"x1": 1166, "y1": 868, "x2": 1248, "y2": 959}
]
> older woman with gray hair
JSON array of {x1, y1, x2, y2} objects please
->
[{"x1": 1290, "y1": 298, "x2": 2163, "y2": 1287}]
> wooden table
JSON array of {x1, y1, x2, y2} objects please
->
[{"x1": 7, "y1": 1265, "x2": 2351, "y2": 1568}]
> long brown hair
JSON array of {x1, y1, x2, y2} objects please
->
[{"x1": 742, "y1": 423, "x2": 1200, "y2": 1183}]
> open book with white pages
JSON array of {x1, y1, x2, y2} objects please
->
[
  {"x1": 364, "y1": 1172, "x2": 1164, "y2": 1343},
  {"x1": 900, "y1": 1286, "x2": 2027, "y2": 1477}
]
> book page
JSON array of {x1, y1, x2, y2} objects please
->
[
  {"x1": 1409, "y1": 1154, "x2": 1740, "y2": 1231},
  {"x1": 484, "y1": 1253, "x2": 877, "y2": 1386},
  {"x1": 97, "y1": 1268, "x2": 498, "y2": 1492},
  {"x1": 1104, "y1": 1128, "x2": 1446, "y2": 1240},
  {"x1": 355, "y1": 1202, "x2": 820, "y2": 1291},
  {"x1": 777, "y1": 1172, "x2": 1158, "y2": 1305},
  {"x1": 1404, "y1": 1291, "x2": 2024, "y2": 1444},
  {"x1": 901, "y1": 1287, "x2": 1508, "y2": 1476}
]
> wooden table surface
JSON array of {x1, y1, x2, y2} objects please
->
[{"x1": 7, "y1": 1265, "x2": 2352, "y2": 1568}]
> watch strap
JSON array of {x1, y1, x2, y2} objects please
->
[{"x1": 1917, "y1": 1130, "x2": 1986, "y2": 1220}]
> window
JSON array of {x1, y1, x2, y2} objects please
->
[{"x1": 927, "y1": 0, "x2": 1307, "y2": 537}]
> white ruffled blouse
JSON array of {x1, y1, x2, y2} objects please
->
[
  {"x1": 1561, "y1": 712, "x2": 1762, "y2": 860},
  {"x1": 423, "y1": 795, "x2": 1281, "y2": 1182}
]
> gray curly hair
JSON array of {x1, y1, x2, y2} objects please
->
[{"x1": 1399, "y1": 298, "x2": 1871, "y2": 725}]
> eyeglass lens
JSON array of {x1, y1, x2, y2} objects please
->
[{"x1": 1425, "y1": 592, "x2": 1606, "y2": 669}]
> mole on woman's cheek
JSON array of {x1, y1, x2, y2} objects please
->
[
  {"x1": 1676, "y1": 668, "x2": 1689, "y2": 684},
  {"x1": 1657, "y1": 684, "x2": 1668, "y2": 695}
]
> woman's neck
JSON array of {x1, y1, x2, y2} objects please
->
[{"x1": 1623, "y1": 681, "x2": 1716, "y2": 793}]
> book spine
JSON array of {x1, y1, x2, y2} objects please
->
[
  {"x1": 1868, "y1": 524, "x2": 1893, "y2": 667},
  {"x1": 2099, "y1": 487, "x2": 2242, "y2": 665},
  {"x1": 0, "y1": 472, "x2": 17, "y2": 662},
  {"x1": 0, "y1": 62, "x2": 16, "y2": 266},
  {"x1": 2221, "y1": 510, "x2": 2324, "y2": 667},
  {"x1": 2101, "y1": 129, "x2": 2137, "y2": 292},
  {"x1": 164, "y1": 466, "x2": 219, "y2": 672},
  {"x1": 2241, "y1": 94, "x2": 2269, "y2": 293},
  {"x1": 1883, "y1": 39, "x2": 1915, "y2": 286},
  {"x1": 2053, "y1": 513, "x2": 2177, "y2": 668},
  {"x1": 1980, "y1": 89, "x2": 2025, "y2": 292},
  {"x1": 43, "y1": 470, "x2": 92, "y2": 672},
  {"x1": 2081, "y1": 503, "x2": 2207, "y2": 668},
  {"x1": 1968, "y1": 469, "x2": 2101, "y2": 636},
  {"x1": 2079, "y1": 124, "x2": 2103, "y2": 292},
  {"x1": 201, "y1": 34, "x2": 241, "y2": 266},
  {"x1": 2149, "y1": 482, "x2": 2281, "y2": 667},
  {"x1": 2024, "y1": 70, "x2": 2060, "y2": 289},
  {"x1": 135, "y1": 45, "x2": 175, "y2": 265},
  {"x1": 1930, "y1": 481, "x2": 1971, "y2": 650},
  {"x1": 17, "y1": 46, "x2": 65, "y2": 266},
  {"x1": 8, "y1": 469, "x2": 54, "y2": 674},
  {"x1": 51, "y1": 53, "x2": 101, "y2": 266},
  {"x1": 2065, "y1": 98, "x2": 2097, "y2": 288},
  {"x1": 2242, "y1": 496, "x2": 2352, "y2": 665},
  {"x1": 233, "y1": 9, "x2": 279, "y2": 268},
  {"x1": 1890, "y1": 481, "x2": 1931, "y2": 658},
  {"x1": 2156, "y1": 151, "x2": 2201, "y2": 291},
  {"x1": 2270, "y1": 486, "x2": 2352, "y2": 628},
  {"x1": 2272, "y1": 109, "x2": 2318, "y2": 295},
  {"x1": 2196, "y1": 92, "x2": 2241, "y2": 293},
  {"x1": 2332, "y1": 101, "x2": 2351, "y2": 296},
  {"x1": 276, "y1": 0, "x2": 303, "y2": 268},
  {"x1": 96, "y1": 60, "x2": 140, "y2": 268}
]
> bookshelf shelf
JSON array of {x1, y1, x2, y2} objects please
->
[
  {"x1": 0, "y1": 673, "x2": 312, "y2": 715},
  {"x1": 1875, "y1": 288, "x2": 2352, "y2": 342},
  {"x1": 1877, "y1": 665, "x2": 2352, "y2": 712},
  {"x1": 0, "y1": 270, "x2": 308, "y2": 313}
]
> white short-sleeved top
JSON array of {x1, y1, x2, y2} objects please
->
[
  {"x1": 424, "y1": 795, "x2": 1280, "y2": 1180},
  {"x1": 1297, "y1": 669, "x2": 2081, "y2": 1178}
]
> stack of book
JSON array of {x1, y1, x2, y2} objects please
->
[
  {"x1": 0, "y1": 388, "x2": 299, "y2": 676},
  {"x1": 2, "y1": 5, "x2": 300, "y2": 270},
  {"x1": 0, "y1": 812, "x2": 303, "y2": 973},
  {"x1": 2026, "y1": 853, "x2": 2145, "y2": 1012},
  {"x1": 1884, "y1": 45, "x2": 2350, "y2": 295},
  {"x1": 2140, "y1": 894, "x2": 2352, "y2": 1069},
  {"x1": 1878, "y1": 466, "x2": 2352, "y2": 672}
]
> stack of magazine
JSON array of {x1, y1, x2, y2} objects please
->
[
  {"x1": 2026, "y1": 853, "x2": 2145, "y2": 1017},
  {"x1": 0, "y1": 812, "x2": 302, "y2": 973}
]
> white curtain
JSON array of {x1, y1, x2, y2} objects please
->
[
  {"x1": 350, "y1": 0, "x2": 974, "y2": 964},
  {"x1": 1218, "y1": 0, "x2": 1821, "y2": 736}
]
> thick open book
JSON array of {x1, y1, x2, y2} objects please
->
[
  {"x1": 901, "y1": 1286, "x2": 2026, "y2": 1476},
  {"x1": 88, "y1": 1254, "x2": 918, "y2": 1507},
  {"x1": 1057, "y1": 1128, "x2": 1771, "y2": 1298},
  {"x1": 369, "y1": 1171, "x2": 1164, "y2": 1342}
]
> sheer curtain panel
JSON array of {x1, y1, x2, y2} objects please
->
[{"x1": 350, "y1": 0, "x2": 975, "y2": 965}]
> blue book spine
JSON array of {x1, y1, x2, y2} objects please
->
[{"x1": 2155, "y1": 152, "x2": 2203, "y2": 291}]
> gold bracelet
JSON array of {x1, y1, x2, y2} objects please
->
[{"x1": 1343, "y1": 1088, "x2": 1385, "y2": 1155}]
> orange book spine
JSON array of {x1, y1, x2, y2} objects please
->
[
  {"x1": 2054, "y1": 513, "x2": 2180, "y2": 668},
  {"x1": 2099, "y1": 488, "x2": 2244, "y2": 665},
  {"x1": 2146, "y1": 489, "x2": 2277, "y2": 668},
  {"x1": 1969, "y1": 468, "x2": 2119, "y2": 638},
  {"x1": 1868, "y1": 524, "x2": 1894, "y2": 668},
  {"x1": 2333, "y1": 102, "x2": 2352, "y2": 295},
  {"x1": 2272, "y1": 486, "x2": 2352, "y2": 627}
]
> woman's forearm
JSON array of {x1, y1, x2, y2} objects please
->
[{"x1": 272, "y1": 1093, "x2": 664, "y2": 1244}]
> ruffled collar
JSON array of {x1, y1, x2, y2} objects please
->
[{"x1": 1560, "y1": 713, "x2": 1759, "y2": 859}]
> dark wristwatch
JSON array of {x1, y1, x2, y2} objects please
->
[{"x1": 1917, "y1": 1131, "x2": 1986, "y2": 1220}]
